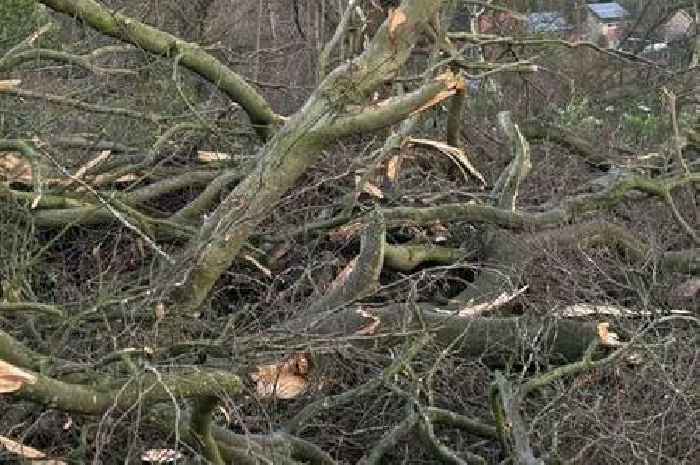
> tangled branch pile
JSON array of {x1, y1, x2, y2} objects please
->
[{"x1": 1, "y1": 1, "x2": 698, "y2": 464}]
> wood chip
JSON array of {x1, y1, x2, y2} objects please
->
[
  {"x1": 452, "y1": 286, "x2": 528, "y2": 317},
  {"x1": 0, "y1": 80, "x2": 21, "y2": 91},
  {"x1": 0, "y1": 359, "x2": 37, "y2": 394},
  {"x1": 251, "y1": 353, "x2": 310, "y2": 399}
]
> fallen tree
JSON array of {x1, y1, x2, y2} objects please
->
[{"x1": 1, "y1": 0, "x2": 698, "y2": 464}]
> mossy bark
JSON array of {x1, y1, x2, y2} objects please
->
[
  {"x1": 38, "y1": 0, "x2": 281, "y2": 139},
  {"x1": 11, "y1": 367, "x2": 241, "y2": 415},
  {"x1": 308, "y1": 303, "x2": 599, "y2": 366},
  {"x1": 164, "y1": 0, "x2": 446, "y2": 315},
  {"x1": 384, "y1": 243, "x2": 466, "y2": 271}
]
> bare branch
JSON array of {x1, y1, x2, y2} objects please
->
[{"x1": 38, "y1": 0, "x2": 282, "y2": 139}]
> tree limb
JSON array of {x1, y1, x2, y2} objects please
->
[
  {"x1": 166, "y1": 0, "x2": 446, "y2": 315},
  {"x1": 0, "y1": 48, "x2": 137, "y2": 75},
  {"x1": 9, "y1": 365, "x2": 241, "y2": 416},
  {"x1": 38, "y1": 0, "x2": 281, "y2": 139}
]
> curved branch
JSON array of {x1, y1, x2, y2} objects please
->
[
  {"x1": 294, "y1": 208, "x2": 386, "y2": 329},
  {"x1": 492, "y1": 112, "x2": 531, "y2": 210},
  {"x1": 170, "y1": 170, "x2": 243, "y2": 225},
  {"x1": 426, "y1": 407, "x2": 498, "y2": 440},
  {"x1": 190, "y1": 396, "x2": 225, "y2": 465},
  {"x1": 418, "y1": 414, "x2": 485, "y2": 465},
  {"x1": 521, "y1": 120, "x2": 611, "y2": 169},
  {"x1": 167, "y1": 0, "x2": 446, "y2": 315},
  {"x1": 0, "y1": 48, "x2": 137, "y2": 75},
  {"x1": 267, "y1": 172, "x2": 700, "y2": 245},
  {"x1": 312, "y1": 76, "x2": 459, "y2": 139},
  {"x1": 359, "y1": 413, "x2": 420, "y2": 465},
  {"x1": 10, "y1": 366, "x2": 241, "y2": 415},
  {"x1": 382, "y1": 171, "x2": 700, "y2": 228},
  {"x1": 384, "y1": 243, "x2": 467, "y2": 272},
  {"x1": 38, "y1": 0, "x2": 281, "y2": 139}
]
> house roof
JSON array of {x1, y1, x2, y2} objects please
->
[
  {"x1": 587, "y1": 2, "x2": 629, "y2": 22},
  {"x1": 528, "y1": 12, "x2": 572, "y2": 33}
]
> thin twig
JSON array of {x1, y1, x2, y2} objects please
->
[{"x1": 34, "y1": 141, "x2": 175, "y2": 263}]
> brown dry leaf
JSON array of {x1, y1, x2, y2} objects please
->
[
  {"x1": 453, "y1": 286, "x2": 528, "y2": 317},
  {"x1": 355, "y1": 307, "x2": 381, "y2": 335},
  {"x1": 0, "y1": 80, "x2": 21, "y2": 91},
  {"x1": 408, "y1": 138, "x2": 486, "y2": 186},
  {"x1": 386, "y1": 155, "x2": 400, "y2": 183},
  {"x1": 328, "y1": 222, "x2": 365, "y2": 241},
  {"x1": 197, "y1": 151, "x2": 231, "y2": 162},
  {"x1": 328, "y1": 257, "x2": 358, "y2": 292},
  {"x1": 141, "y1": 449, "x2": 183, "y2": 463},
  {"x1": 250, "y1": 353, "x2": 310, "y2": 399},
  {"x1": 388, "y1": 8, "x2": 407, "y2": 44},
  {"x1": 0, "y1": 152, "x2": 33, "y2": 183},
  {"x1": 0, "y1": 359, "x2": 37, "y2": 394}
]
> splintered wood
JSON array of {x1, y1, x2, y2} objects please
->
[
  {"x1": 0, "y1": 80, "x2": 21, "y2": 91},
  {"x1": 388, "y1": 8, "x2": 407, "y2": 47},
  {"x1": 250, "y1": 353, "x2": 311, "y2": 399},
  {"x1": 0, "y1": 359, "x2": 37, "y2": 394},
  {"x1": 0, "y1": 434, "x2": 68, "y2": 465},
  {"x1": 410, "y1": 71, "x2": 465, "y2": 116},
  {"x1": 0, "y1": 152, "x2": 33, "y2": 184}
]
